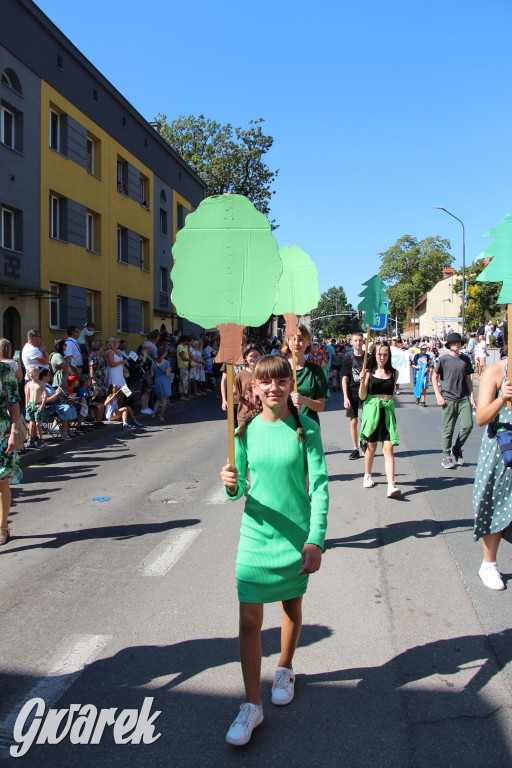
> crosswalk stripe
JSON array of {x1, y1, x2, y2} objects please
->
[
  {"x1": 139, "y1": 528, "x2": 201, "y2": 576},
  {"x1": 207, "y1": 487, "x2": 227, "y2": 505},
  {"x1": 0, "y1": 633, "x2": 112, "y2": 758}
]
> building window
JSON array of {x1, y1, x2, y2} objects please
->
[
  {"x1": 160, "y1": 209, "x2": 168, "y2": 236},
  {"x1": 50, "y1": 195, "x2": 60, "y2": 239},
  {"x1": 86, "y1": 138, "x2": 94, "y2": 173},
  {"x1": 86, "y1": 290, "x2": 94, "y2": 324},
  {"x1": 117, "y1": 158, "x2": 128, "y2": 194},
  {"x1": 1, "y1": 207, "x2": 14, "y2": 250},
  {"x1": 50, "y1": 110, "x2": 61, "y2": 152},
  {"x1": 49, "y1": 282, "x2": 60, "y2": 329},
  {"x1": 160, "y1": 189, "x2": 167, "y2": 203},
  {"x1": 177, "y1": 203, "x2": 186, "y2": 230},
  {"x1": 140, "y1": 302, "x2": 145, "y2": 333},
  {"x1": 139, "y1": 237, "x2": 149, "y2": 270},
  {"x1": 93, "y1": 89, "x2": 98, "y2": 103},
  {"x1": 117, "y1": 227, "x2": 127, "y2": 263},
  {"x1": 140, "y1": 175, "x2": 149, "y2": 209},
  {"x1": 1, "y1": 68, "x2": 22, "y2": 95},
  {"x1": 116, "y1": 297, "x2": 124, "y2": 333},
  {"x1": 86, "y1": 212, "x2": 94, "y2": 252},
  {"x1": 160, "y1": 267, "x2": 167, "y2": 294},
  {"x1": 1, "y1": 105, "x2": 14, "y2": 148},
  {"x1": 57, "y1": 55, "x2": 63, "y2": 70}
]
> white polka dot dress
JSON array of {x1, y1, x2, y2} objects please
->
[{"x1": 473, "y1": 360, "x2": 512, "y2": 543}]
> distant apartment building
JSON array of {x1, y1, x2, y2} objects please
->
[
  {"x1": 415, "y1": 267, "x2": 462, "y2": 338},
  {"x1": 0, "y1": 0, "x2": 206, "y2": 352}
]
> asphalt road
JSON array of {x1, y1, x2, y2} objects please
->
[{"x1": 0, "y1": 387, "x2": 511, "y2": 767}]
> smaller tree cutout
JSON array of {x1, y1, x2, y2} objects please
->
[
  {"x1": 274, "y1": 246, "x2": 320, "y2": 336},
  {"x1": 357, "y1": 275, "x2": 389, "y2": 328}
]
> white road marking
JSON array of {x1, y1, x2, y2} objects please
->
[
  {"x1": 139, "y1": 528, "x2": 201, "y2": 576},
  {"x1": 0, "y1": 633, "x2": 112, "y2": 757},
  {"x1": 207, "y1": 487, "x2": 227, "y2": 505}
]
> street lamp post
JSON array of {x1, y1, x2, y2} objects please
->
[{"x1": 432, "y1": 206, "x2": 466, "y2": 338}]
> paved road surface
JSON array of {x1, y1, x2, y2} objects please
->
[{"x1": 0, "y1": 386, "x2": 511, "y2": 767}]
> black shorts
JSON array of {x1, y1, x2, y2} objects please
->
[
  {"x1": 367, "y1": 407, "x2": 391, "y2": 443},
  {"x1": 345, "y1": 393, "x2": 361, "y2": 418}
]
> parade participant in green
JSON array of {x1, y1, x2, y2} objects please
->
[
  {"x1": 359, "y1": 341, "x2": 401, "y2": 498},
  {"x1": 283, "y1": 325, "x2": 328, "y2": 426},
  {"x1": 220, "y1": 355, "x2": 329, "y2": 746}
]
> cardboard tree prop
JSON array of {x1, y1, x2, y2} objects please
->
[
  {"x1": 171, "y1": 194, "x2": 282, "y2": 461},
  {"x1": 357, "y1": 276, "x2": 390, "y2": 368},
  {"x1": 476, "y1": 214, "x2": 512, "y2": 407},
  {"x1": 274, "y1": 245, "x2": 320, "y2": 390}
]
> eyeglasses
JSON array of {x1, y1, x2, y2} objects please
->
[{"x1": 255, "y1": 379, "x2": 291, "y2": 392}]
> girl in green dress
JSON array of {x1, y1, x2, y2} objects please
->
[
  {"x1": 0, "y1": 355, "x2": 22, "y2": 545},
  {"x1": 220, "y1": 355, "x2": 329, "y2": 746}
]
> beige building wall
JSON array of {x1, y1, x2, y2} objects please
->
[
  {"x1": 0, "y1": 296, "x2": 40, "y2": 353},
  {"x1": 417, "y1": 275, "x2": 462, "y2": 337}
]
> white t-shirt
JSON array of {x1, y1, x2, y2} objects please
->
[
  {"x1": 21, "y1": 343, "x2": 45, "y2": 372},
  {"x1": 475, "y1": 341, "x2": 487, "y2": 359},
  {"x1": 64, "y1": 337, "x2": 83, "y2": 369}
]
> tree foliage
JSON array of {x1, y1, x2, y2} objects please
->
[
  {"x1": 378, "y1": 235, "x2": 454, "y2": 321},
  {"x1": 453, "y1": 260, "x2": 501, "y2": 331},
  {"x1": 310, "y1": 286, "x2": 359, "y2": 337},
  {"x1": 156, "y1": 113, "x2": 279, "y2": 225}
]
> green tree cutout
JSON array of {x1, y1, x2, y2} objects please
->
[
  {"x1": 476, "y1": 214, "x2": 512, "y2": 304},
  {"x1": 273, "y1": 246, "x2": 320, "y2": 335},
  {"x1": 357, "y1": 275, "x2": 389, "y2": 328},
  {"x1": 156, "y1": 114, "x2": 279, "y2": 226},
  {"x1": 171, "y1": 194, "x2": 281, "y2": 359}
]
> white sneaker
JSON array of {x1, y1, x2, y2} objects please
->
[
  {"x1": 479, "y1": 562, "x2": 505, "y2": 591},
  {"x1": 141, "y1": 408, "x2": 153, "y2": 415},
  {"x1": 226, "y1": 703, "x2": 263, "y2": 745},
  {"x1": 387, "y1": 484, "x2": 401, "y2": 498},
  {"x1": 271, "y1": 667, "x2": 295, "y2": 706},
  {"x1": 363, "y1": 473, "x2": 374, "y2": 488}
]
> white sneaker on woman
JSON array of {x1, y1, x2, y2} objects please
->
[
  {"x1": 363, "y1": 473, "x2": 374, "y2": 488},
  {"x1": 226, "y1": 703, "x2": 263, "y2": 745},
  {"x1": 479, "y1": 562, "x2": 505, "y2": 590},
  {"x1": 387, "y1": 484, "x2": 401, "y2": 498},
  {"x1": 271, "y1": 667, "x2": 295, "y2": 705}
]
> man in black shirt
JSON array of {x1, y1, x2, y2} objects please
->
[
  {"x1": 432, "y1": 332, "x2": 476, "y2": 469},
  {"x1": 342, "y1": 331, "x2": 365, "y2": 459}
]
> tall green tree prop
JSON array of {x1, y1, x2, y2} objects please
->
[
  {"x1": 476, "y1": 214, "x2": 512, "y2": 407},
  {"x1": 357, "y1": 276, "x2": 390, "y2": 369},
  {"x1": 273, "y1": 245, "x2": 320, "y2": 390},
  {"x1": 171, "y1": 194, "x2": 282, "y2": 459}
]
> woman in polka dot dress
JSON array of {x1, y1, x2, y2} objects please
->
[{"x1": 473, "y1": 344, "x2": 512, "y2": 591}]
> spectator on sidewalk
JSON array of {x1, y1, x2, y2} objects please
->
[
  {"x1": 64, "y1": 326, "x2": 83, "y2": 376},
  {"x1": 39, "y1": 369, "x2": 76, "y2": 441},
  {"x1": 177, "y1": 335, "x2": 190, "y2": 401},
  {"x1": 475, "y1": 335, "x2": 488, "y2": 378},
  {"x1": 138, "y1": 341, "x2": 155, "y2": 415},
  {"x1": 0, "y1": 338, "x2": 22, "y2": 384},
  {"x1": 24, "y1": 366, "x2": 45, "y2": 448},
  {"x1": 104, "y1": 385, "x2": 141, "y2": 429},
  {"x1": 49, "y1": 338, "x2": 69, "y2": 388},
  {"x1": 433, "y1": 332, "x2": 476, "y2": 469},
  {"x1": 151, "y1": 347, "x2": 172, "y2": 422},
  {"x1": 106, "y1": 337, "x2": 126, "y2": 390},
  {"x1": 77, "y1": 321, "x2": 95, "y2": 365},
  {"x1": 21, "y1": 330, "x2": 49, "y2": 380},
  {"x1": 88, "y1": 339, "x2": 108, "y2": 400}
]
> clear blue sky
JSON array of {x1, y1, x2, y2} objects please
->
[{"x1": 37, "y1": 0, "x2": 512, "y2": 311}]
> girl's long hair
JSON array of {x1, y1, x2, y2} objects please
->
[
  {"x1": 235, "y1": 355, "x2": 305, "y2": 443},
  {"x1": 282, "y1": 324, "x2": 311, "y2": 356},
  {"x1": 367, "y1": 341, "x2": 396, "y2": 377}
]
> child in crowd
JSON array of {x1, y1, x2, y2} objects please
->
[
  {"x1": 24, "y1": 366, "x2": 45, "y2": 448},
  {"x1": 104, "y1": 385, "x2": 141, "y2": 430},
  {"x1": 77, "y1": 373, "x2": 105, "y2": 427}
]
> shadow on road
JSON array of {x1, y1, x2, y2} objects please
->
[{"x1": 324, "y1": 517, "x2": 473, "y2": 550}]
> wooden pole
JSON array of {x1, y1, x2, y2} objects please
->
[
  {"x1": 291, "y1": 337, "x2": 298, "y2": 391},
  {"x1": 507, "y1": 305, "x2": 512, "y2": 409},
  {"x1": 226, "y1": 363, "x2": 236, "y2": 465},
  {"x1": 362, "y1": 324, "x2": 371, "y2": 371}
]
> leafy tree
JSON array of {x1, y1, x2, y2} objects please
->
[
  {"x1": 156, "y1": 113, "x2": 279, "y2": 224},
  {"x1": 453, "y1": 260, "x2": 501, "y2": 331},
  {"x1": 378, "y1": 235, "x2": 454, "y2": 321},
  {"x1": 310, "y1": 286, "x2": 359, "y2": 337}
]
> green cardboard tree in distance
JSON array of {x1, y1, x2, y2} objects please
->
[
  {"x1": 357, "y1": 275, "x2": 389, "y2": 328},
  {"x1": 476, "y1": 214, "x2": 512, "y2": 304},
  {"x1": 171, "y1": 194, "x2": 282, "y2": 362},
  {"x1": 274, "y1": 246, "x2": 320, "y2": 335}
]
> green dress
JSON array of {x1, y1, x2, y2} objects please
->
[
  {"x1": 225, "y1": 413, "x2": 329, "y2": 603},
  {"x1": 473, "y1": 360, "x2": 512, "y2": 543},
  {"x1": 0, "y1": 363, "x2": 22, "y2": 485},
  {"x1": 296, "y1": 360, "x2": 329, "y2": 425}
]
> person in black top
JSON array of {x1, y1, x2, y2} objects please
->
[{"x1": 342, "y1": 332, "x2": 365, "y2": 459}]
